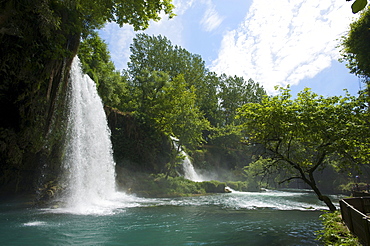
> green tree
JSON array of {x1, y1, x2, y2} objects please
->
[
  {"x1": 123, "y1": 34, "x2": 215, "y2": 175},
  {"x1": 237, "y1": 87, "x2": 368, "y2": 211},
  {"x1": 153, "y1": 74, "x2": 210, "y2": 147},
  {"x1": 0, "y1": 0, "x2": 174, "y2": 193},
  {"x1": 218, "y1": 75, "x2": 266, "y2": 125},
  {"x1": 126, "y1": 34, "x2": 219, "y2": 123},
  {"x1": 153, "y1": 75, "x2": 210, "y2": 176},
  {"x1": 66, "y1": 0, "x2": 175, "y2": 35},
  {"x1": 78, "y1": 31, "x2": 127, "y2": 107},
  {"x1": 124, "y1": 69, "x2": 210, "y2": 176},
  {"x1": 126, "y1": 69, "x2": 210, "y2": 149},
  {"x1": 340, "y1": 6, "x2": 370, "y2": 98}
]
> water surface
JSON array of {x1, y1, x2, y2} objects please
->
[{"x1": 0, "y1": 190, "x2": 334, "y2": 245}]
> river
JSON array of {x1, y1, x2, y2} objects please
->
[
  {"x1": 0, "y1": 57, "x2": 332, "y2": 245},
  {"x1": 0, "y1": 189, "x2": 339, "y2": 245}
]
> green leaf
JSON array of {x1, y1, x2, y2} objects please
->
[{"x1": 352, "y1": 0, "x2": 367, "y2": 13}]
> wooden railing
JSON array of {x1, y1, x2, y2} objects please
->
[{"x1": 340, "y1": 197, "x2": 370, "y2": 245}]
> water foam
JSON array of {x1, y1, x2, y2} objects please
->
[
  {"x1": 171, "y1": 136, "x2": 205, "y2": 182},
  {"x1": 23, "y1": 221, "x2": 47, "y2": 227}
]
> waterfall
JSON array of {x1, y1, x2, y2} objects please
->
[
  {"x1": 171, "y1": 137, "x2": 204, "y2": 182},
  {"x1": 182, "y1": 152, "x2": 204, "y2": 182},
  {"x1": 61, "y1": 56, "x2": 117, "y2": 213}
]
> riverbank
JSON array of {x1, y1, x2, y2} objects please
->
[
  {"x1": 115, "y1": 167, "x2": 255, "y2": 198},
  {"x1": 317, "y1": 211, "x2": 361, "y2": 245}
]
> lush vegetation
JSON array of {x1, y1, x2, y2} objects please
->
[
  {"x1": 76, "y1": 28, "x2": 370, "y2": 214},
  {"x1": 80, "y1": 32, "x2": 267, "y2": 179},
  {"x1": 1, "y1": 0, "x2": 369, "y2": 216},
  {"x1": 341, "y1": 5, "x2": 370, "y2": 98},
  {"x1": 75, "y1": 10, "x2": 370, "y2": 212},
  {"x1": 237, "y1": 87, "x2": 369, "y2": 211},
  {"x1": 317, "y1": 211, "x2": 361, "y2": 245},
  {"x1": 1, "y1": 2, "x2": 369, "y2": 245},
  {"x1": 0, "y1": 0, "x2": 174, "y2": 194}
]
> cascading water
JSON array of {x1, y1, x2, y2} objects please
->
[
  {"x1": 182, "y1": 152, "x2": 204, "y2": 182},
  {"x1": 171, "y1": 137, "x2": 204, "y2": 182},
  {"x1": 61, "y1": 56, "x2": 117, "y2": 214}
]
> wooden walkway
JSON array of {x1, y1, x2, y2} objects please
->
[{"x1": 340, "y1": 197, "x2": 370, "y2": 245}]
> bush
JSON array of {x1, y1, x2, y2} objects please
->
[
  {"x1": 201, "y1": 180, "x2": 226, "y2": 193},
  {"x1": 339, "y1": 182, "x2": 369, "y2": 193},
  {"x1": 120, "y1": 173, "x2": 206, "y2": 197},
  {"x1": 316, "y1": 211, "x2": 360, "y2": 245}
]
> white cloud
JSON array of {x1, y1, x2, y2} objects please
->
[
  {"x1": 99, "y1": 23, "x2": 135, "y2": 72},
  {"x1": 99, "y1": 0, "x2": 194, "y2": 71},
  {"x1": 172, "y1": 0, "x2": 196, "y2": 15},
  {"x1": 200, "y1": 2, "x2": 224, "y2": 32},
  {"x1": 210, "y1": 0, "x2": 356, "y2": 94}
]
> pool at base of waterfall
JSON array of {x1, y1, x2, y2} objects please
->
[{"x1": 0, "y1": 189, "x2": 339, "y2": 246}]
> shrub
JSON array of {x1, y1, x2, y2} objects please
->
[
  {"x1": 316, "y1": 211, "x2": 360, "y2": 246},
  {"x1": 201, "y1": 180, "x2": 226, "y2": 193}
]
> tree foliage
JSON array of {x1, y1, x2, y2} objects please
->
[
  {"x1": 218, "y1": 75, "x2": 265, "y2": 125},
  {"x1": 78, "y1": 31, "x2": 127, "y2": 107},
  {"x1": 348, "y1": 0, "x2": 368, "y2": 13},
  {"x1": 126, "y1": 34, "x2": 218, "y2": 120},
  {"x1": 0, "y1": 0, "x2": 175, "y2": 193},
  {"x1": 124, "y1": 34, "x2": 215, "y2": 146},
  {"x1": 237, "y1": 87, "x2": 369, "y2": 211},
  {"x1": 340, "y1": 6, "x2": 370, "y2": 97},
  {"x1": 53, "y1": 0, "x2": 175, "y2": 35},
  {"x1": 119, "y1": 33, "x2": 267, "y2": 175}
]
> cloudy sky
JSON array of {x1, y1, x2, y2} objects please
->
[{"x1": 99, "y1": 0, "x2": 363, "y2": 96}]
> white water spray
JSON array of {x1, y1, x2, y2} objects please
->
[
  {"x1": 62, "y1": 57, "x2": 117, "y2": 213},
  {"x1": 182, "y1": 153, "x2": 204, "y2": 182},
  {"x1": 171, "y1": 137, "x2": 204, "y2": 182}
]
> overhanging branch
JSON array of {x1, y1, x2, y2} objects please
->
[{"x1": 278, "y1": 176, "x2": 301, "y2": 184}]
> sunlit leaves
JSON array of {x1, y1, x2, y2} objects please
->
[
  {"x1": 114, "y1": 0, "x2": 175, "y2": 31},
  {"x1": 152, "y1": 75, "x2": 210, "y2": 147},
  {"x1": 77, "y1": 0, "x2": 175, "y2": 33},
  {"x1": 218, "y1": 75, "x2": 266, "y2": 125},
  {"x1": 237, "y1": 87, "x2": 368, "y2": 174},
  {"x1": 78, "y1": 31, "x2": 127, "y2": 107},
  {"x1": 125, "y1": 33, "x2": 216, "y2": 148},
  {"x1": 340, "y1": 5, "x2": 370, "y2": 97},
  {"x1": 237, "y1": 87, "x2": 368, "y2": 210}
]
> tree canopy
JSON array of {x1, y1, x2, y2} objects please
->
[
  {"x1": 59, "y1": 0, "x2": 175, "y2": 35},
  {"x1": 123, "y1": 33, "x2": 266, "y2": 142},
  {"x1": 237, "y1": 87, "x2": 369, "y2": 211},
  {"x1": 79, "y1": 31, "x2": 127, "y2": 107},
  {"x1": 100, "y1": 33, "x2": 267, "y2": 175},
  {"x1": 340, "y1": 5, "x2": 370, "y2": 97},
  {"x1": 123, "y1": 34, "x2": 212, "y2": 149}
]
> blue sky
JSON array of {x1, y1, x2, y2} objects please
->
[{"x1": 99, "y1": 0, "x2": 362, "y2": 96}]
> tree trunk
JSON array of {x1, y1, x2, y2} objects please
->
[
  {"x1": 309, "y1": 181, "x2": 336, "y2": 212},
  {"x1": 320, "y1": 195, "x2": 337, "y2": 212}
]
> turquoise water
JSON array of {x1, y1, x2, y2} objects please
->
[{"x1": 0, "y1": 190, "x2": 333, "y2": 245}]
